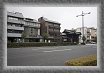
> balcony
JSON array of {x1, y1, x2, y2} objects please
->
[
  {"x1": 29, "y1": 25, "x2": 40, "y2": 28},
  {"x1": 24, "y1": 24, "x2": 40, "y2": 28},
  {"x1": 7, "y1": 19, "x2": 24, "y2": 24},
  {"x1": 7, "y1": 33, "x2": 22, "y2": 37},
  {"x1": 7, "y1": 26, "x2": 24, "y2": 30}
]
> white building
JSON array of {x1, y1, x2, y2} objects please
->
[
  {"x1": 7, "y1": 12, "x2": 24, "y2": 43},
  {"x1": 7, "y1": 12, "x2": 43, "y2": 43},
  {"x1": 76, "y1": 27, "x2": 97, "y2": 44}
]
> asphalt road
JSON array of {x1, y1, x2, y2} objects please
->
[{"x1": 7, "y1": 44, "x2": 97, "y2": 66}]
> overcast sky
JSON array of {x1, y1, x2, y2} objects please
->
[{"x1": 6, "y1": 6, "x2": 97, "y2": 32}]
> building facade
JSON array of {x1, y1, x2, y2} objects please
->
[
  {"x1": 38, "y1": 17, "x2": 61, "y2": 42},
  {"x1": 76, "y1": 27, "x2": 88, "y2": 43},
  {"x1": 61, "y1": 29, "x2": 81, "y2": 44},
  {"x1": 87, "y1": 27, "x2": 97, "y2": 43},
  {"x1": 7, "y1": 12, "x2": 43, "y2": 43},
  {"x1": 76, "y1": 27, "x2": 97, "y2": 43},
  {"x1": 23, "y1": 18, "x2": 42, "y2": 42},
  {"x1": 7, "y1": 12, "x2": 24, "y2": 43}
]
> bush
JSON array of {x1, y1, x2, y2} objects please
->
[
  {"x1": 65, "y1": 54, "x2": 97, "y2": 66},
  {"x1": 7, "y1": 42, "x2": 78, "y2": 48},
  {"x1": 7, "y1": 42, "x2": 58, "y2": 48}
]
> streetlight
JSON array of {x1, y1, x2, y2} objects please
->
[{"x1": 76, "y1": 11, "x2": 91, "y2": 44}]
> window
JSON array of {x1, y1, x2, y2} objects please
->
[{"x1": 54, "y1": 24, "x2": 59, "y2": 27}]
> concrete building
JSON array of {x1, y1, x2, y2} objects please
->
[
  {"x1": 23, "y1": 18, "x2": 42, "y2": 42},
  {"x1": 87, "y1": 27, "x2": 97, "y2": 43},
  {"x1": 76, "y1": 27, "x2": 97, "y2": 44},
  {"x1": 38, "y1": 17, "x2": 61, "y2": 42},
  {"x1": 7, "y1": 12, "x2": 24, "y2": 43}
]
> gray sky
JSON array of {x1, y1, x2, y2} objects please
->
[{"x1": 6, "y1": 6, "x2": 97, "y2": 32}]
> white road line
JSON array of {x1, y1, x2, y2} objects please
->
[
  {"x1": 12, "y1": 48, "x2": 21, "y2": 49},
  {"x1": 32, "y1": 47, "x2": 59, "y2": 51},
  {"x1": 43, "y1": 51, "x2": 53, "y2": 52},
  {"x1": 43, "y1": 49, "x2": 72, "y2": 53},
  {"x1": 53, "y1": 49, "x2": 72, "y2": 51}
]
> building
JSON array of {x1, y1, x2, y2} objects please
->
[
  {"x1": 23, "y1": 18, "x2": 42, "y2": 42},
  {"x1": 7, "y1": 12, "x2": 24, "y2": 43},
  {"x1": 76, "y1": 27, "x2": 88, "y2": 43},
  {"x1": 38, "y1": 17, "x2": 61, "y2": 42},
  {"x1": 76, "y1": 27, "x2": 97, "y2": 43},
  {"x1": 87, "y1": 27, "x2": 97, "y2": 43},
  {"x1": 61, "y1": 29, "x2": 81, "y2": 44}
]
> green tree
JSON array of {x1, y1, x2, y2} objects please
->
[
  {"x1": 82, "y1": 36, "x2": 86, "y2": 44},
  {"x1": 42, "y1": 32, "x2": 48, "y2": 42},
  {"x1": 21, "y1": 32, "x2": 26, "y2": 43}
]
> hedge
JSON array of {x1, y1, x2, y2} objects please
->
[
  {"x1": 7, "y1": 42, "x2": 77, "y2": 48},
  {"x1": 7, "y1": 42, "x2": 56, "y2": 48},
  {"x1": 65, "y1": 54, "x2": 97, "y2": 66}
]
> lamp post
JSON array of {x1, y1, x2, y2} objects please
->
[{"x1": 76, "y1": 11, "x2": 91, "y2": 44}]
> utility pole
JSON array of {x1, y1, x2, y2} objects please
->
[{"x1": 76, "y1": 11, "x2": 91, "y2": 44}]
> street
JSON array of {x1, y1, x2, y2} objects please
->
[{"x1": 7, "y1": 44, "x2": 97, "y2": 66}]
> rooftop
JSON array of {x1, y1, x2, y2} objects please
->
[
  {"x1": 7, "y1": 12, "x2": 24, "y2": 18},
  {"x1": 62, "y1": 29, "x2": 81, "y2": 35},
  {"x1": 24, "y1": 18, "x2": 39, "y2": 23},
  {"x1": 40, "y1": 17, "x2": 61, "y2": 25}
]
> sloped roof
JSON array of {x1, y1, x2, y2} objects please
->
[
  {"x1": 63, "y1": 29, "x2": 75, "y2": 33},
  {"x1": 63, "y1": 29, "x2": 81, "y2": 35}
]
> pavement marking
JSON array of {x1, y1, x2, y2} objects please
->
[
  {"x1": 12, "y1": 48, "x2": 21, "y2": 49},
  {"x1": 86, "y1": 44, "x2": 96, "y2": 45},
  {"x1": 43, "y1": 49, "x2": 72, "y2": 53},
  {"x1": 31, "y1": 47, "x2": 59, "y2": 51},
  {"x1": 43, "y1": 51, "x2": 53, "y2": 52}
]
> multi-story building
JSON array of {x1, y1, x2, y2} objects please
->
[
  {"x1": 87, "y1": 27, "x2": 97, "y2": 43},
  {"x1": 76, "y1": 27, "x2": 97, "y2": 43},
  {"x1": 38, "y1": 17, "x2": 61, "y2": 42},
  {"x1": 7, "y1": 12, "x2": 24, "y2": 43},
  {"x1": 23, "y1": 18, "x2": 42, "y2": 42}
]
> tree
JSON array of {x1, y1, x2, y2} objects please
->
[
  {"x1": 42, "y1": 32, "x2": 48, "y2": 42},
  {"x1": 82, "y1": 36, "x2": 86, "y2": 44},
  {"x1": 21, "y1": 32, "x2": 26, "y2": 43}
]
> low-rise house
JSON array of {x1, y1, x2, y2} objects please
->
[{"x1": 61, "y1": 29, "x2": 81, "y2": 44}]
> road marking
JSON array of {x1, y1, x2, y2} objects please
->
[
  {"x1": 43, "y1": 51, "x2": 53, "y2": 52},
  {"x1": 43, "y1": 49, "x2": 72, "y2": 53},
  {"x1": 12, "y1": 48, "x2": 21, "y2": 49},
  {"x1": 31, "y1": 47, "x2": 59, "y2": 51}
]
